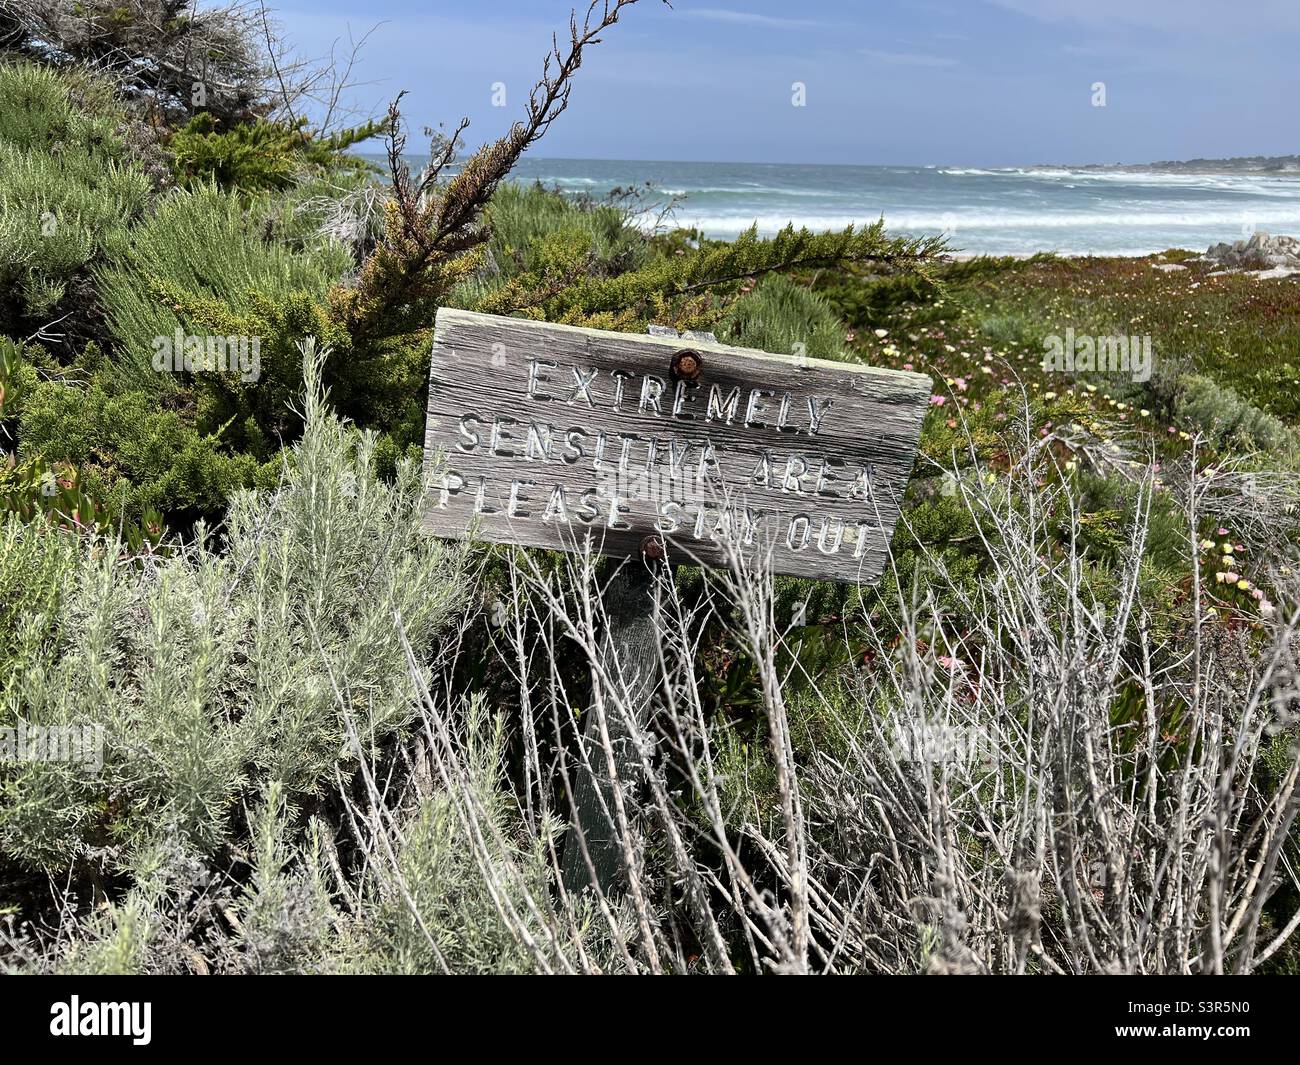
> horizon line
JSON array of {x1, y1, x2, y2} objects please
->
[{"x1": 355, "y1": 150, "x2": 1299, "y2": 171}]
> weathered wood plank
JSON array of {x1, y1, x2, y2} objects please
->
[{"x1": 421, "y1": 307, "x2": 931, "y2": 583}]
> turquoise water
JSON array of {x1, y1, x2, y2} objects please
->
[{"x1": 494, "y1": 157, "x2": 1300, "y2": 256}]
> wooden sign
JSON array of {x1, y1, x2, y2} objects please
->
[{"x1": 422, "y1": 308, "x2": 931, "y2": 583}]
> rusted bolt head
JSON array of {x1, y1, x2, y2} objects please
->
[
  {"x1": 640, "y1": 535, "x2": 666, "y2": 561},
  {"x1": 670, "y1": 349, "x2": 703, "y2": 382}
]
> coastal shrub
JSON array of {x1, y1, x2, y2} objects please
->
[
  {"x1": 4, "y1": 0, "x2": 282, "y2": 128},
  {"x1": 479, "y1": 221, "x2": 942, "y2": 330},
  {"x1": 96, "y1": 181, "x2": 350, "y2": 388},
  {"x1": 1150, "y1": 360, "x2": 1298, "y2": 458},
  {"x1": 446, "y1": 182, "x2": 652, "y2": 315},
  {"x1": 17, "y1": 379, "x2": 267, "y2": 523},
  {"x1": 466, "y1": 181, "x2": 649, "y2": 289},
  {"x1": 820, "y1": 270, "x2": 939, "y2": 329},
  {"x1": 0, "y1": 61, "x2": 150, "y2": 323},
  {"x1": 0, "y1": 347, "x2": 469, "y2": 880},
  {"x1": 721, "y1": 274, "x2": 848, "y2": 360},
  {"x1": 333, "y1": 696, "x2": 571, "y2": 975},
  {"x1": 169, "y1": 113, "x2": 384, "y2": 193},
  {"x1": 0, "y1": 339, "x2": 159, "y2": 542}
]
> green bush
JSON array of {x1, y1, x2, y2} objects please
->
[
  {"x1": 483, "y1": 181, "x2": 649, "y2": 280},
  {"x1": 0, "y1": 349, "x2": 469, "y2": 874},
  {"x1": 95, "y1": 181, "x2": 350, "y2": 389},
  {"x1": 721, "y1": 273, "x2": 849, "y2": 359},
  {"x1": 17, "y1": 378, "x2": 265, "y2": 523},
  {"x1": 1152, "y1": 360, "x2": 1299, "y2": 457},
  {"x1": 0, "y1": 62, "x2": 151, "y2": 321},
  {"x1": 169, "y1": 113, "x2": 382, "y2": 193}
]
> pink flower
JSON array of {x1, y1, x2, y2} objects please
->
[{"x1": 930, "y1": 395, "x2": 946, "y2": 406}]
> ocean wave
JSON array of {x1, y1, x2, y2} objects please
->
[
  {"x1": 935, "y1": 167, "x2": 1300, "y2": 197},
  {"x1": 673, "y1": 206, "x2": 1300, "y2": 232},
  {"x1": 537, "y1": 179, "x2": 839, "y2": 199},
  {"x1": 938, "y1": 167, "x2": 1033, "y2": 177},
  {"x1": 1028, "y1": 170, "x2": 1298, "y2": 195},
  {"x1": 506, "y1": 158, "x2": 1300, "y2": 254},
  {"x1": 886, "y1": 206, "x2": 1300, "y2": 228}
]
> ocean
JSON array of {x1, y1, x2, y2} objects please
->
[{"x1": 493, "y1": 157, "x2": 1300, "y2": 257}]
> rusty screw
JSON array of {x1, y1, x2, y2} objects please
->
[
  {"x1": 640, "y1": 535, "x2": 666, "y2": 561},
  {"x1": 670, "y1": 349, "x2": 703, "y2": 382}
]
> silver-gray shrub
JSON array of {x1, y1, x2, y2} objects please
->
[
  {"x1": 388, "y1": 412, "x2": 1300, "y2": 974},
  {"x1": 1, "y1": 343, "x2": 468, "y2": 969}
]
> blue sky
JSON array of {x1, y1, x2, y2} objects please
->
[{"x1": 276, "y1": 0, "x2": 1300, "y2": 165}]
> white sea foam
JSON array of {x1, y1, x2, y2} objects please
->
[
  {"x1": 496, "y1": 156, "x2": 1300, "y2": 254},
  {"x1": 674, "y1": 205, "x2": 1300, "y2": 234}
]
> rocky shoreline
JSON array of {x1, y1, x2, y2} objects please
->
[
  {"x1": 1032, "y1": 154, "x2": 1300, "y2": 177},
  {"x1": 947, "y1": 232, "x2": 1300, "y2": 274}
]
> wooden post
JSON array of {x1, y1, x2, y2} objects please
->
[
  {"x1": 560, "y1": 554, "x2": 660, "y2": 895},
  {"x1": 560, "y1": 326, "x2": 709, "y2": 896}
]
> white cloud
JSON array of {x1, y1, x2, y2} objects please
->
[
  {"x1": 860, "y1": 48, "x2": 958, "y2": 68},
  {"x1": 684, "y1": 7, "x2": 829, "y2": 30},
  {"x1": 984, "y1": 0, "x2": 1300, "y2": 33}
]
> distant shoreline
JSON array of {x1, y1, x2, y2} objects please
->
[
  {"x1": 1031, "y1": 156, "x2": 1300, "y2": 178},
  {"x1": 945, "y1": 251, "x2": 1159, "y2": 261},
  {"x1": 376, "y1": 156, "x2": 1300, "y2": 255}
]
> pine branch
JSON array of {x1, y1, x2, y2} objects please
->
[
  {"x1": 491, "y1": 221, "x2": 946, "y2": 322},
  {"x1": 332, "y1": 0, "x2": 668, "y2": 342}
]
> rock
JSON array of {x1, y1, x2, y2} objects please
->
[
  {"x1": 1201, "y1": 231, "x2": 1300, "y2": 271},
  {"x1": 1152, "y1": 263, "x2": 1188, "y2": 272}
]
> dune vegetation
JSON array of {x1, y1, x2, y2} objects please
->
[{"x1": 1, "y1": 1, "x2": 1298, "y2": 974}]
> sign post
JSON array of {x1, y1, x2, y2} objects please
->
[{"x1": 422, "y1": 308, "x2": 931, "y2": 892}]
